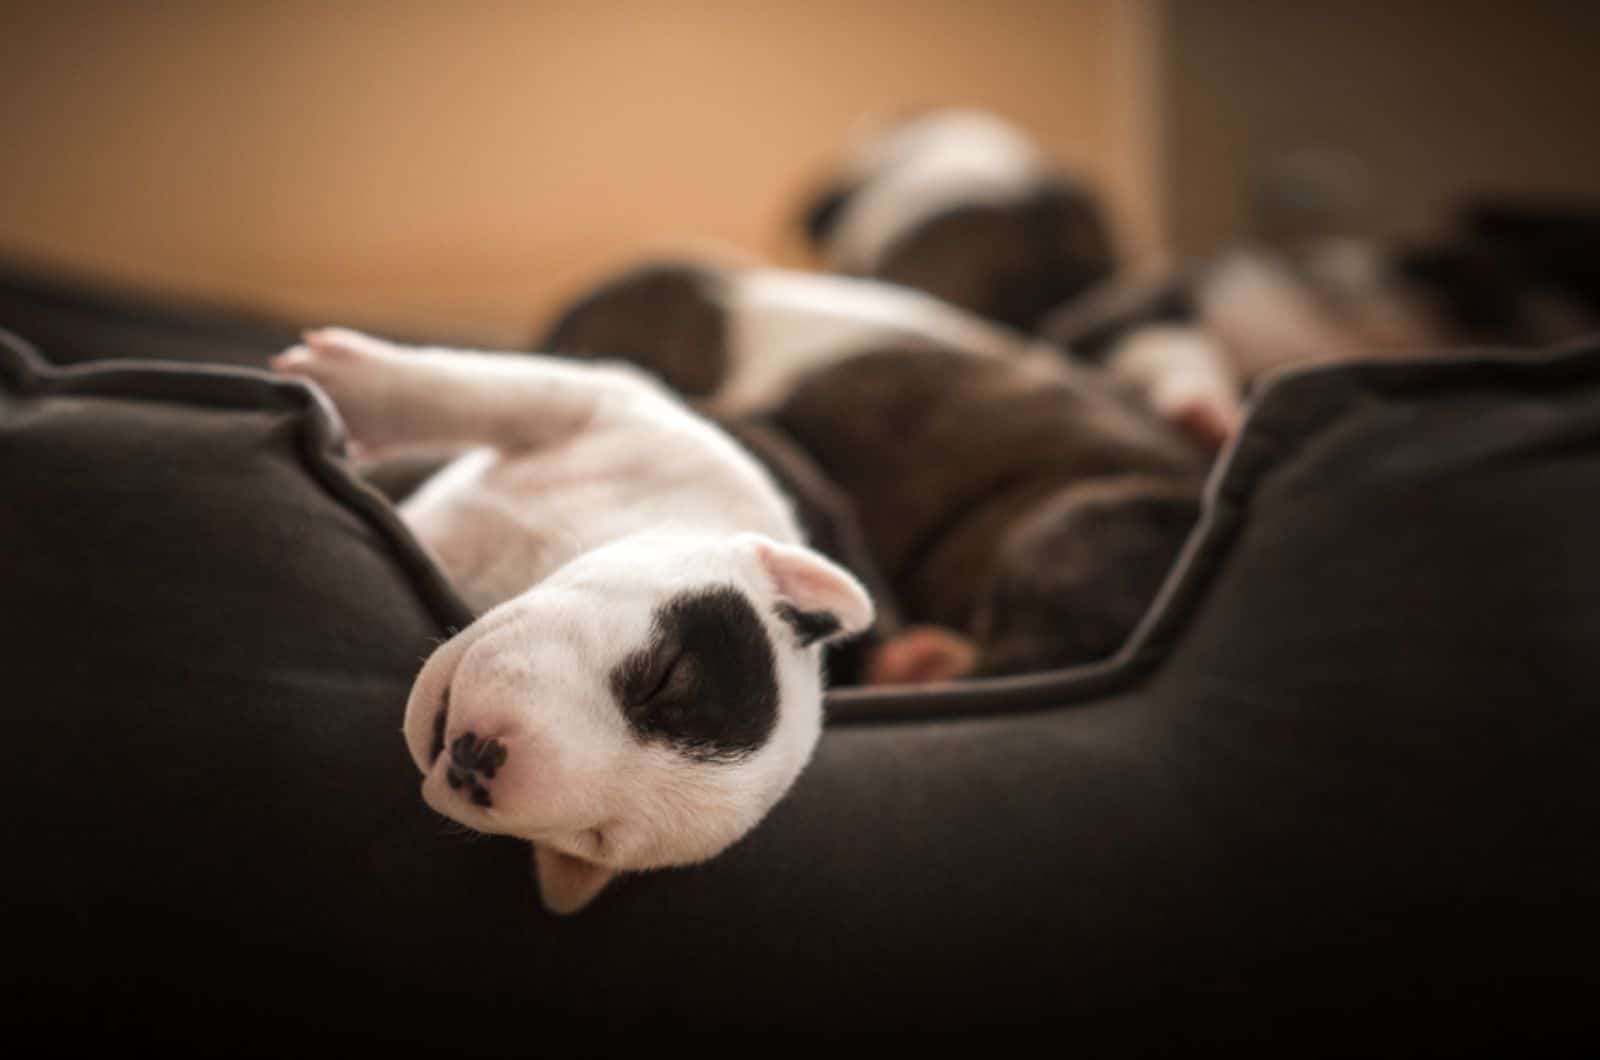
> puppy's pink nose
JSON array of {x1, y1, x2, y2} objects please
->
[{"x1": 445, "y1": 731, "x2": 509, "y2": 808}]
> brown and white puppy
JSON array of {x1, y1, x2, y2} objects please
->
[
  {"x1": 797, "y1": 108, "x2": 1243, "y2": 452},
  {"x1": 769, "y1": 347, "x2": 1208, "y2": 677},
  {"x1": 817, "y1": 113, "x2": 1455, "y2": 434},
  {"x1": 539, "y1": 257, "x2": 1027, "y2": 415},
  {"x1": 800, "y1": 111, "x2": 1462, "y2": 452},
  {"x1": 273, "y1": 328, "x2": 872, "y2": 914},
  {"x1": 800, "y1": 108, "x2": 1116, "y2": 337}
]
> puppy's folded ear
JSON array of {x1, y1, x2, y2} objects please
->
[
  {"x1": 741, "y1": 535, "x2": 875, "y2": 646},
  {"x1": 532, "y1": 846, "x2": 617, "y2": 916}
]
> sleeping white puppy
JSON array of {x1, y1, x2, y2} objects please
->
[{"x1": 272, "y1": 328, "x2": 873, "y2": 914}]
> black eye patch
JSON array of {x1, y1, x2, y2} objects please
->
[{"x1": 609, "y1": 586, "x2": 780, "y2": 761}]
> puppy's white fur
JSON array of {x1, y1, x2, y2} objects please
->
[
  {"x1": 1102, "y1": 325, "x2": 1242, "y2": 451},
  {"x1": 671, "y1": 264, "x2": 1233, "y2": 457},
  {"x1": 273, "y1": 329, "x2": 872, "y2": 914},
  {"x1": 802, "y1": 111, "x2": 1243, "y2": 447},
  {"x1": 823, "y1": 109, "x2": 1047, "y2": 275},
  {"x1": 716, "y1": 267, "x2": 1028, "y2": 415}
]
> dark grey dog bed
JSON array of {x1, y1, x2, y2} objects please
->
[{"x1": 4, "y1": 316, "x2": 1599, "y2": 1054}]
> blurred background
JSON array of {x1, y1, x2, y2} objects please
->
[{"x1": 3, "y1": 0, "x2": 1596, "y2": 345}]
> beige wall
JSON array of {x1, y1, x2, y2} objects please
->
[
  {"x1": 1167, "y1": 1, "x2": 1600, "y2": 254},
  {"x1": 0, "y1": 1, "x2": 1155, "y2": 342}
]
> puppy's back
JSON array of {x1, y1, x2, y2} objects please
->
[{"x1": 772, "y1": 347, "x2": 1204, "y2": 629}]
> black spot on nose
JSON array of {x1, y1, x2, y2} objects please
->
[
  {"x1": 477, "y1": 738, "x2": 507, "y2": 779},
  {"x1": 445, "y1": 732, "x2": 507, "y2": 808},
  {"x1": 450, "y1": 732, "x2": 507, "y2": 776}
]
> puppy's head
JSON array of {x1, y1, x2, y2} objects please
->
[
  {"x1": 799, "y1": 108, "x2": 1116, "y2": 332},
  {"x1": 800, "y1": 108, "x2": 1043, "y2": 251},
  {"x1": 402, "y1": 532, "x2": 871, "y2": 914}
]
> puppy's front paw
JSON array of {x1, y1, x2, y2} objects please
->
[{"x1": 272, "y1": 328, "x2": 402, "y2": 454}]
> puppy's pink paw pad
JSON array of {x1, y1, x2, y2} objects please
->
[{"x1": 271, "y1": 329, "x2": 399, "y2": 453}]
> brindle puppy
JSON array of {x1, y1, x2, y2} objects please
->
[{"x1": 770, "y1": 347, "x2": 1207, "y2": 676}]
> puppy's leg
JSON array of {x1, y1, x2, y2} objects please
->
[{"x1": 272, "y1": 327, "x2": 655, "y2": 456}]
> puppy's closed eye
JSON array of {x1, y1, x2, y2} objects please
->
[
  {"x1": 617, "y1": 639, "x2": 695, "y2": 706},
  {"x1": 641, "y1": 650, "x2": 694, "y2": 705},
  {"x1": 609, "y1": 586, "x2": 780, "y2": 760}
]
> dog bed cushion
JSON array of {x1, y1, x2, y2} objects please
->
[{"x1": 4, "y1": 324, "x2": 1599, "y2": 1053}]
